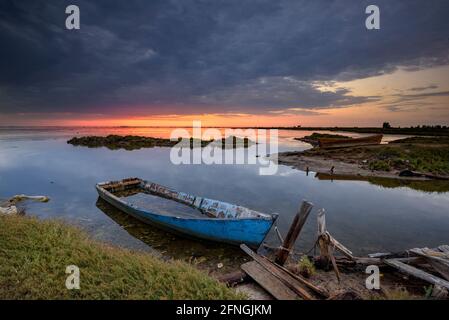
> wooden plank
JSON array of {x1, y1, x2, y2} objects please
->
[
  {"x1": 328, "y1": 233, "x2": 354, "y2": 259},
  {"x1": 241, "y1": 262, "x2": 298, "y2": 300},
  {"x1": 368, "y1": 245, "x2": 449, "y2": 259},
  {"x1": 412, "y1": 247, "x2": 449, "y2": 259},
  {"x1": 275, "y1": 201, "x2": 313, "y2": 265},
  {"x1": 333, "y1": 256, "x2": 423, "y2": 266},
  {"x1": 368, "y1": 252, "x2": 392, "y2": 258},
  {"x1": 261, "y1": 255, "x2": 329, "y2": 299},
  {"x1": 410, "y1": 248, "x2": 449, "y2": 281},
  {"x1": 241, "y1": 244, "x2": 315, "y2": 300},
  {"x1": 384, "y1": 259, "x2": 449, "y2": 290}
]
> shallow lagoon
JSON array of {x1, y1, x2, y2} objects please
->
[{"x1": 1, "y1": 127, "x2": 448, "y2": 273}]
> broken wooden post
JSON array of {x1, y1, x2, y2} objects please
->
[
  {"x1": 275, "y1": 201, "x2": 313, "y2": 266},
  {"x1": 316, "y1": 209, "x2": 354, "y2": 282},
  {"x1": 317, "y1": 208, "x2": 330, "y2": 267}
]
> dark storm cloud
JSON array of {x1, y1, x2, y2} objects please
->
[
  {"x1": 394, "y1": 90, "x2": 449, "y2": 101},
  {"x1": 0, "y1": 0, "x2": 448, "y2": 115},
  {"x1": 408, "y1": 85, "x2": 439, "y2": 92},
  {"x1": 381, "y1": 90, "x2": 449, "y2": 112}
]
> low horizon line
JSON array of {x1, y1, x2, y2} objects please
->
[{"x1": 0, "y1": 124, "x2": 447, "y2": 129}]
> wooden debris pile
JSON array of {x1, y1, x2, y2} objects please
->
[
  {"x1": 233, "y1": 201, "x2": 328, "y2": 300},
  {"x1": 382, "y1": 246, "x2": 449, "y2": 296},
  {"x1": 225, "y1": 199, "x2": 449, "y2": 300}
]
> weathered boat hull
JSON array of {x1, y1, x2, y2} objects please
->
[
  {"x1": 318, "y1": 134, "x2": 383, "y2": 149},
  {"x1": 96, "y1": 179, "x2": 277, "y2": 248}
]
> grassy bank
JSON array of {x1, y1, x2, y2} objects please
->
[
  {"x1": 0, "y1": 214, "x2": 242, "y2": 300},
  {"x1": 303, "y1": 137, "x2": 449, "y2": 175}
]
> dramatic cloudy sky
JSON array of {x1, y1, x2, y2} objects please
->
[{"x1": 0, "y1": 0, "x2": 448, "y2": 126}]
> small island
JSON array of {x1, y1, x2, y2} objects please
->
[{"x1": 67, "y1": 135, "x2": 254, "y2": 151}]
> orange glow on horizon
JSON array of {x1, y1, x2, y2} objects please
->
[
  {"x1": 4, "y1": 104, "x2": 447, "y2": 128},
  {"x1": 3, "y1": 101, "x2": 448, "y2": 129}
]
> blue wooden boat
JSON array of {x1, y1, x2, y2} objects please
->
[{"x1": 96, "y1": 178, "x2": 278, "y2": 248}]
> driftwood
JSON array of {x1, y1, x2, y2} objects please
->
[
  {"x1": 338, "y1": 244, "x2": 449, "y2": 292},
  {"x1": 217, "y1": 270, "x2": 248, "y2": 287},
  {"x1": 409, "y1": 248, "x2": 449, "y2": 281},
  {"x1": 332, "y1": 256, "x2": 425, "y2": 267},
  {"x1": 217, "y1": 270, "x2": 248, "y2": 286},
  {"x1": 241, "y1": 244, "x2": 316, "y2": 300},
  {"x1": 275, "y1": 201, "x2": 313, "y2": 265},
  {"x1": 6, "y1": 195, "x2": 50, "y2": 205},
  {"x1": 365, "y1": 245, "x2": 449, "y2": 265},
  {"x1": 384, "y1": 259, "x2": 449, "y2": 290},
  {"x1": 0, "y1": 195, "x2": 50, "y2": 215},
  {"x1": 0, "y1": 206, "x2": 18, "y2": 215}
]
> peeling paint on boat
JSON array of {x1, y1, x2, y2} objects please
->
[{"x1": 96, "y1": 178, "x2": 278, "y2": 248}]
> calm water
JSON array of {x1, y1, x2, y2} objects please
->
[{"x1": 1, "y1": 127, "x2": 448, "y2": 272}]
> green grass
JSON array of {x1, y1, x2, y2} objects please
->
[
  {"x1": 0, "y1": 215, "x2": 243, "y2": 300},
  {"x1": 368, "y1": 160, "x2": 391, "y2": 171},
  {"x1": 367, "y1": 144, "x2": 449, "y2": 174},
  {"x1": 297, "y1": 256, "x2": 316, "y2": 278},
  {"x1": 304, "y1": 138, "x2": 449, "y2": 175}
]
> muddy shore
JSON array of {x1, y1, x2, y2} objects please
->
[
  {"x1": 274, "y1": 137, "x2": 449, "y2": 181},
  {"x1": 274, "y1": 152, "x2": 415, "y2": 180}
]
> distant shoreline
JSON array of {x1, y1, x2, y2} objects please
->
[
  {"x1": 1, "y1": 125, "x2": 448, "y2": 136},
  {"x1": 244, "y1": 126, "x2": 449, "y2": 136}
]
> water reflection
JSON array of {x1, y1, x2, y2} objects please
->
[
  {"x1": 315, "y1": 173, "x2": 449, "y2": 193},
  {"x1": 1, "y1": 127, "x2": 448, "y2": 260},
  {"x1": 96, "y1": 198, "x2": 249, "y2": 275}
]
